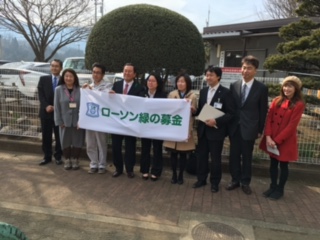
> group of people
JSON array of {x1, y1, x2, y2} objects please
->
[{"x1": 37, "y1": 55, "x2": 305, "y2": 201}]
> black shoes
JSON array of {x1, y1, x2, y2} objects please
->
[
  {"x1": 171, "y1": 172, "x2": 177, "y2": 184},
  {"x1": 211, "y1": 185, "x2": 219, "y2": 193},
  {"x1": 226, "y1": 182, "x2": 240, "y2": 190},
  {"x1": 268, "y1": 188, "x2": 284, "y2": 200},
  {"x1": 112, "y1": 171, "x2": 122, "y2": 177},
  {"x1": 226, "y1": 182, "x2": 251, "y2": 195},
  {"x1": 263, "y1": 187, "x2": 276, "y2": 198},
  {"x1": 127, "y1": 172, "x2": 135, "y2": 178},
  {"x1": 39, "y1": 159, "x2": 51, "y2": 166},
  {"x1": 177, "y1": 178, "x2": 184, "y2": 185},
  {"x1": 241, "y1": 185, "x2": 252, "y2": 195},
  {"x1": 192, "y1": 181, "x2": 218, "y2": 193},
  {"x1": 39, "y1": 159, "x2": 62, "y2": 166},
  {"x1": 171, "y1": 172, "x2": 183, "y2": 184},
  {"x1": 192, "y1": 181, "x2": 207, "y2": 189},
  {"x1": 55, "y1": 159, "x2": 62, "y2": 165}
]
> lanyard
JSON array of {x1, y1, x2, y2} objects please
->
[{"x1": 63, "y1": 87, "x2": 75, "y2": 102}]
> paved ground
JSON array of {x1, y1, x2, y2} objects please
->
[{"x1": 0, "y1": 149, "x2": 320, "y2": 240}]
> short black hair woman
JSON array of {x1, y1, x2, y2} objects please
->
[
  {"x1": 259, "y1": 76, "x2": 305, "y2": 200},
  {"x1": 139, "y1": 73, "x2": 167, "y2": 181},
  {"x1": 54, "y1": 69, "x2": 85, "y2": 170},
  {"x1": 163, "y1": 73, "x2": 197, "y2": 184}
]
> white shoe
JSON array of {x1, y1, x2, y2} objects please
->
[
  {"x1": 72, "y1": 158, "x2": 79, "y2": 170},
  {"x1": 64, "y1": 159, "x2": 72, "y2": 170}
]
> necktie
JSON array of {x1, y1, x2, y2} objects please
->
[
  {"x1": 123, "y1": 83, "x2": 129, "y2": 94},
  {"x1": 53, "y1": 77, "x2": 57, "y2": 92},
  {"x1": 207, "y1": 88, "x2": 215, "y2": 104},
  {"x1": 241, "y1": 84, "x2": 247, "y2": 105}
]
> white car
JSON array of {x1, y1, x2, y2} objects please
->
[
  {"x1": 63, "y1": 57, "x2": 115, "y2": 85},
  {"x1": 0, "y1": 62, "x2": 50, "y2": 98}
]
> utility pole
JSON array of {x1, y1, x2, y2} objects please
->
[
  {"x1": 93, "y1": 0, "x2": 104, "y2": 23},
  {"x1": 206, "y1": 6, "x2": 210, "y2": 27},
  {"x1": 101, "y1": 0, "x2": 104, "y2": 16},
  {"x1": 0, "y1": 35, "x2": 2, "y2": 59}
]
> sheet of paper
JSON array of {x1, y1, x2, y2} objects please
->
[
  {"x1": 197, "y1": 103, "x2": 225, "y2": 122},
  {"x1": 196, "y1": 103, "x2": 225, "y2": 129},
  {"x1": 267, "y1": 144, "x2": 280, "y2": 156}
]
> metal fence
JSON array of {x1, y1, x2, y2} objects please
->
[{"x1": 0, "y1": 70, "x2": 320, "y2": 164}]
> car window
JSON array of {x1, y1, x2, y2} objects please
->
[{"x1": 64, "y1": 58, "x2": 86, "y2": 70}]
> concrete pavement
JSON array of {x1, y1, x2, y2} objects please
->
[{"x1": 0, "y1": 148, "x2": 320, "y2": 240}]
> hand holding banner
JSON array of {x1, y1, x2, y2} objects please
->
[{"x1": 78, "y1": 89, "x2": 191, "y2": 141}]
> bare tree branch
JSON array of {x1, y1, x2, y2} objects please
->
[
  {"x1": 260, "y1": 0, "x2": 300, "y2": 19},
  {"x1": 0, "y1": 0, "x2": 93, "y2": 61}
]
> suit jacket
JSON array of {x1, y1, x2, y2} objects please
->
[
  {"x1": 197, "y1": 85, "x2": 235, "y2": 141},
  {"x1": 112, "y1": 80, "x2": 144, "y2": 96},
  {"x1": 229, "y1": 79, "x2": 268, "y2": 140},
  {"x1": 38, "y1": 75, "x2": 56, "y2": 119},
  {"x1": 54, "y1": 85, "x2": 81, "y2": 127}
]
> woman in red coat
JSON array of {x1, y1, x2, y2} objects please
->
[{"x1": 259, "y1": 76, "x2": 305, "y2": 200}]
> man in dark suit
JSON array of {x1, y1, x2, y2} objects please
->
[
  {"x1": 227, "y1": 55, "x2": 268, "y2": 194},
  {"x1": 192, "y1": 66, "x2": 235, "y2": 193},
  {"x1": 110, "y1": 63, "x2": 144, "y2": 178},
  {"x1": 37, "y1": 59, "x2": 63, "y2": 165}
]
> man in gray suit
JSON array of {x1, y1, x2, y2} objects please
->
[{"x1": 226, "y1": 55, "x2": 268, "y2": 195}]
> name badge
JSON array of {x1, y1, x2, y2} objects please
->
[
  {"x1": 214, "y1": 102, "x2": 222, "y2": 109},
  {"x1": 69, "y1": 103, "x2": 77, "y2": 108}
]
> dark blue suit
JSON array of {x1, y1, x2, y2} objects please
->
[
  {"x1": 196, "y1": 84, "x2": 235, "y2": 186},
  {"x1": 37, "y1": 75, "x2": 62, "y2": 161},
  {"x1": 111, "y1": 80, "x2": 144, "y2": 173},
  {"x1": 228, "y1": 79, "x2": 268, "y2": 185}
]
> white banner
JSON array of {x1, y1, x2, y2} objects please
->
[{"x1": 78, "y1": 89, "x2": 191, "y2": 141}]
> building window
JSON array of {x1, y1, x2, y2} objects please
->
[{"x1": 225, "y1": 51, "x2": 244, "y2": 67}]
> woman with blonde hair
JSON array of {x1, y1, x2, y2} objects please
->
[{"x1": 259, "y1": 76, "x2": 305, "y2": 200}]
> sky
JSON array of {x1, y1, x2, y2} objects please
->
[
  {"x1": 1, "y1": 0, "x2": 270, "y2": 51},
  {"x1": 101, "y1": 0, "x2": 270, "y2": 32}
]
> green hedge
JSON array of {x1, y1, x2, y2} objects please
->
[{"x1": 85, "y1": 4, "x2": 205, "y2": 76}]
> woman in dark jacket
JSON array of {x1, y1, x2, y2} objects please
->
[{"x1": 139, "y1": 74, "x2": 167, "y2": 181}]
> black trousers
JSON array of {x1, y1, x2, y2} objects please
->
[
  {"x1": 196, "y1": 136, "x2": 224, "y2": 186},
  {"x1": 140, "y1": 138, "x2": 163, "y2": 177},
  {"x1": 229, "y1": 126, "x2": 255, "y2": 185},
  {"x1": 111, "y1": 134, "x2": 136, "y2": 173},
  {"x1": 40, "y1": 117, "x2": 62, "y2": 161},
  {"x1": 270, "y1": 157, "x2": 289, "y2": 189}
]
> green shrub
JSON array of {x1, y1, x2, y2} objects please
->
[{"x1": 85, "y1": 4, "x2": 205, "y2": 76}]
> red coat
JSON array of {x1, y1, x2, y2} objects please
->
[{"x1": 259, "y1": 99, "x2": 305, "y2": 162}]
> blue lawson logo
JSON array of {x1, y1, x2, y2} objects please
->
[{"x1": 86, "y1": 102, "x2": 100, "y2": 118}]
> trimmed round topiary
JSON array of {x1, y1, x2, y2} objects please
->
[{"x1": 85, "y1": 4, "x2": 205, "y2": 76}]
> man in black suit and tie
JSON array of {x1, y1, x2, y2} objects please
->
[
  {"x1": 37, "y1": 59, "x2": 63, "y2": 165},
  {"x1": 110, "y1": 63, "x2": 144, "y2": 178},
  {"x1": 192, "y1": 66, "x2": 235, "y2": 193},
  {"x1": 226, "y1": 55, "x2": 268, "y2": 194}
]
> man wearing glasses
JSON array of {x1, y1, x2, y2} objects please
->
[{"x1": 83, "y1": 63, "x2": 113, "y2": 174}]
